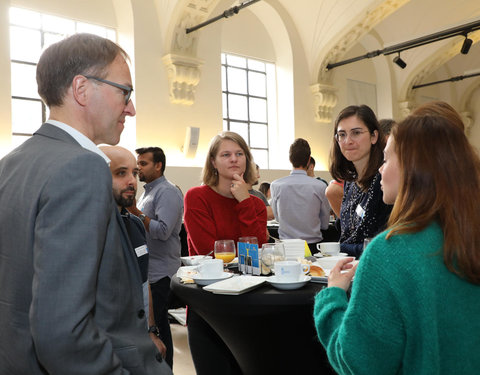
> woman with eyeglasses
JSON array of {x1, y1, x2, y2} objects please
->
[
  {"x1": 329, "y1": 105, "x2": 392, "y2": 257},
  {"x1": 314, "y1": 113, "x2": 480, "y2": 374}
]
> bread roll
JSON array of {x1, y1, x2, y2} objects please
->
[{"x1": 309, "y1": 265, "x2": 325, "y2": 277}]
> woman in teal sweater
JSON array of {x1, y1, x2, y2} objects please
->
[{"x1": 314, "y1": 112, "x2": 480, "y2": 374}]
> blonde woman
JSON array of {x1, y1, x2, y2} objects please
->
[{"x1": 184, "y1": 131, "x2": 267, "y2": 256}]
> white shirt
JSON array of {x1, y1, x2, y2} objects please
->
[
  {"x1": 270, "y1": 169, "x2": 331, "y2": 242},
  {"x1": 47, "y1": 120, "x2": 110, "y2": 164}
]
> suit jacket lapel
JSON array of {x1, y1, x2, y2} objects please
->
[{"x1": 114, "y1": 208, "x2": 143, "y2": 286}]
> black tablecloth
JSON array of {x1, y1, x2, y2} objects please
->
[{"x1": 171, "y1": 276, "x2": 336, "y2": 375}]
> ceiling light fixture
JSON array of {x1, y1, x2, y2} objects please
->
[
  {"x1": 326, "y1": 18, "x2": 480, "y2": 70},
  {"x1": 461, "y1": 35, "x2": 473, "y2": 54},
  {"x1": 393, "y1": 53, "x2": 407, "y2": 69}
]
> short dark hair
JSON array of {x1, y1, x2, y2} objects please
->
[
  {"x1": 379, "y1": 119, "x2": 396, "y2": 136},
  {"x1": 259, "y1": 182, "x2": 270, "y2": 197},
  {"x1": 36, "y1": 33, "x2": 128, "y2": 108},
  {"x1": 289, "y1": 138, "x2": 311, "y2": 168},
  {"x1": 136, "y1": 147, "x2": 166, "y2": 174}
]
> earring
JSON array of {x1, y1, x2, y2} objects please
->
[{"x1": 214, "y1": 168, "x2": 218, "y2": 176}]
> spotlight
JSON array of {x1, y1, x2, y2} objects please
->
[
  {"x1": 461, "y1": 36, "x2": 473, "y2": 54},
  {"x1": 393, "y1": 53, "x2": 407, "y2": 69}
]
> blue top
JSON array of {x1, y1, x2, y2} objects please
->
[
  {"x1": 270, "y1": 170, "x2": 330, "y2": 242},
  {"x1": 339, "y1": 172, "x2": 391, "y2": 257},
  {"x1": 314, "y1": 222, "x2": 480, "y2": 374},
  {"x1": 137, "y1": 175, "x2": 184, "y2": 281}
]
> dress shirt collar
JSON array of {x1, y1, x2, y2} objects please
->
[
  {"x1": 143, "y1": 175, "x2": 166, "y2": 192},
  {"x1": 290, "y1": 169, "x2": 308, "y2": 176},
  {"x1": 47, "y1": 120, "x2": 110, "y2": 164}
]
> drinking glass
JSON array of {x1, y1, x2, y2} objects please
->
[
  {"x1": 260, "y1": 243, "x2": 286, "y2": 275},
  {"x1": 214, "y1": 239, "x2": 236, "y2": 265}
]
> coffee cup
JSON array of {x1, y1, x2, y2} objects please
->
[
  {"x1": 197, "y1": 259, "x2": 223, "y2": 278},
  {"x1": 317, "y1": 242, "x2": 340, "y2": 256},
  {"x1": 274, "y1": 261, "x2": 310, "y2": 282}
]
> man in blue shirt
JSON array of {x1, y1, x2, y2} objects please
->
[
  {"x1": 128, "y1": 147, "x2": 184, "y2": 368},
  {"x1": 270, "y1": 139, "x2": 331, "y2": 254}
]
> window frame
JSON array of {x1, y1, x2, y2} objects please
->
[{"x1": 221, "y1": 52, "x2": 272, "y2": 168}]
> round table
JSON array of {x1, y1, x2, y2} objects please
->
[{"x1": 171, "y1": 275, "x2": 335, "y2": 375}]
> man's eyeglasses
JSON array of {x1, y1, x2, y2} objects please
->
[
  {"x1": 335, "y1": 129, "x2": 370, "y2": 143},
  {"x1": 84, "y1": 75, "x2": 133, "y2": 105}
]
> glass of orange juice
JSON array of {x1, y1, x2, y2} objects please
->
[{"x1": 214, "y1": 239, "x2": 236, "y2": 265}]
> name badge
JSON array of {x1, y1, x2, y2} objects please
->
[
  {"x1": 135, "y1": 244, "x2": 148, "y2": 257},
  {"x1": 355, "y1": 204, "x2": 365, "y2": 219}
]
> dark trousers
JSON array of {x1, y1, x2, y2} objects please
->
[
  {"x1": 187, "y1": 309, "x2": 242, "y2": 375},
  {"x1": 150, "y1": 276, "x2": 173, "y2": 368}
]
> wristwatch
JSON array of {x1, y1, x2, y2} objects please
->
[
  {"x1": 148, "y1": 325, "x2": 160, "y2": 337},
  {"x1": 139, "y1": 213, "x2": 147, "y2": 223}
]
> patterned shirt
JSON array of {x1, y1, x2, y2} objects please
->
[{"x1": 339, "y1": 172, "x2": 391, "y2": 257}]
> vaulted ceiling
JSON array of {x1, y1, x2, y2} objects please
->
[{"x1": 157, "y1": 0, "x2": 480, "y2": 123}]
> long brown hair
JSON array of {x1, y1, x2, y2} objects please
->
[
  {"x1": 387, "y1": 114, "x2": 480, "y2": 284},
  {"x1": 329, "y1": 105, "x2": 385, "y2": 189}
]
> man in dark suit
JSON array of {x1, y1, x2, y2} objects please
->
[
  {"x1": 0, "y1": 33, "x2": 172, "y2": 374},
  {"x1": 100, "y1": 145, "x2": 168, "y2": 361}
]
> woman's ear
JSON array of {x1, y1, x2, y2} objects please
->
[{"x1": 371, "y1": 130, "x2": 379, "y2": 145}]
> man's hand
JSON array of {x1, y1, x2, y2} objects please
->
[{"x1": 150, "y1": 333, "x2": 167, "y2": 359}]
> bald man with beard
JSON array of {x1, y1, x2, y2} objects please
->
[{"x1": 100, "y1": 145, "x2": 167, "y2": 362}]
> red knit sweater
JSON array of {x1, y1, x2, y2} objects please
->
[{"x1": 184, "y1": 185, "x2": 268, "y2": 255}]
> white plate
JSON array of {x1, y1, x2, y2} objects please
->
[
  {"x1": 267, "y1": 275, "x2": 311, "y2": 290},
  {"x1": 314, "y1": 252, "x2": 348, "y2": 258},
  {"x1": 203, "y1": 275, "x2": 267, "y2": 295},
  {"x1": 309, "y1": 269, "x2": 330, "y2": 283},
  {"x1": 176, "y1": 266, "x2": 198, "y2": 278},
  {"x1": 192, "y1": 272, "x2": 233, "y2": 286},
  {"x1": 314, "y1": 256, "x2": 352, "y2": 269}
]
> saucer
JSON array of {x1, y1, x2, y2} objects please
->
[
  {"x1": 267, "y1": 275, "x2": 311, "y2": 290},
  {"x1": 314, "y1": 252, "x2": 347, "y2": 258},
  {"x1": 192, "y1": 272, "x2": 233, "y2": 286}
]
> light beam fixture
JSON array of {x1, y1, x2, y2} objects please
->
[
  {"x1": 326, "y1": 17, "x2": 480, "y2": 70},
  {"x1": 393, "y1": 53, "x2": 407, "y2": 69},
  {"x1": 461, "y1": 35, "x2": 473, "y2": 54}
]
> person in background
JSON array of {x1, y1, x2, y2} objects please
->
[
  {"x1": 184, "y1": 131, "x2": 267, "y2": 375},
  {"x1": 100, "y1": 145, "x2": 167, "y2": 361},
  {"x1": 306, "y1": 156, "x2": 329, "y2": 186},
  {"x1": 378, "y1": 118, "x2": 396, "y2": 140},
  {"x1": 259, "y1": 182, "x2": 271, "y2": 201},
  {"x1": 0, "y1": 33, "x2": 171, "y2": 374},
  {"x1": 325, "y1": 179, "x2": 344, "y2": 218},
  {"x1": 270, "y1": 138, "x2": 330, "y2": 254},
  {"x1": 248, "y1": 164, "x2": 274, "y2": 220},
  {"x1": 413, "y1": 100, "x2": 465, "y2": 131},
  {"x1": 329, "y1": 105, "x2": 392, "y2": 258},
  {"x1": 128, "y1": 146, "x2": 183, "y2": 369},
  {"x1": 314, "y1": 113, "x2": 480, "y2": 374}
]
